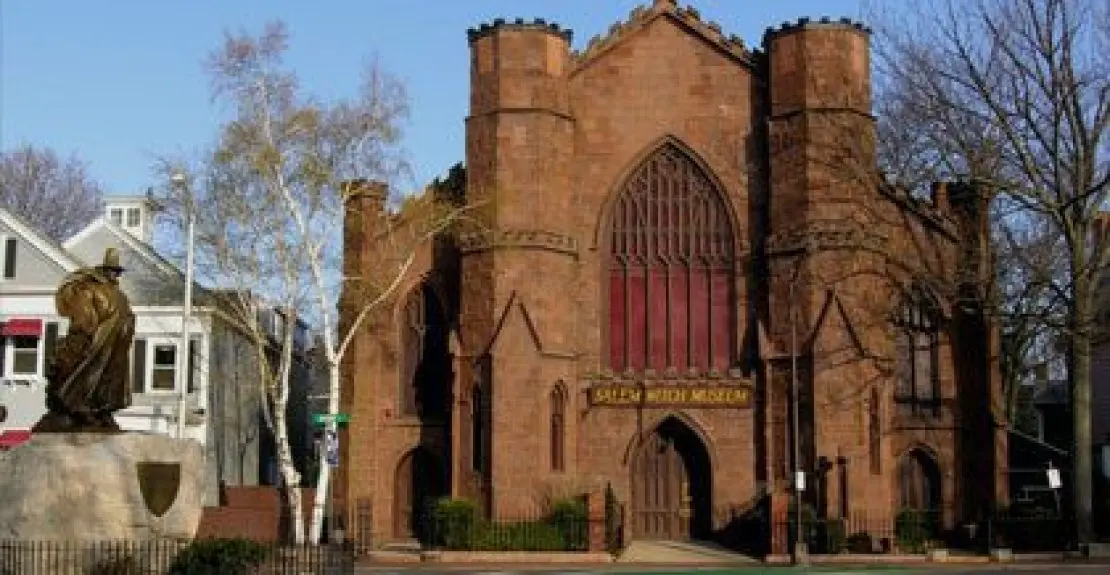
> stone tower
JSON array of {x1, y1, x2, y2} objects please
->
[{"x1": 460, "y1": 18, "x2": 578, "y2": 514}]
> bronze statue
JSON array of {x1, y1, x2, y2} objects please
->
[{"x1": 33, "y1": 248, "x2": 136, "y2": 433}]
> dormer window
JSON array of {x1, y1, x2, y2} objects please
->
[
  {"x1": 109, "y1": 208, "x2": 124, "y2": 226},
  {"x1": 126, "y1": 208, "x2": 140, "y2": 228}
]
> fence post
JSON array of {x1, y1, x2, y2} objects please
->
[{"x1": 586, "y1": 488, "x2": 606, "y2": 552}]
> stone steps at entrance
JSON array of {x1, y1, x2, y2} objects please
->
[{"x1": 616, "y1": 539, "x2": 759, "y2": 564}]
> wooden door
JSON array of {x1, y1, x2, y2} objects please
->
[
  {"x1": 632, "y1": 431, "x2": 691, "y2": 539},
  {"x1": 394, "y1": 448, "x2": 444, "y2": 540}
]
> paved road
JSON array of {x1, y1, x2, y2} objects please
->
[{"x1": 354, "y1": 565, "x2": 1110, "y2": 575}]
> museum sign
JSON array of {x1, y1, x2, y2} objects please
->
[{"x1": 587, "y1": 383, "x2": 752, "y2": 408}]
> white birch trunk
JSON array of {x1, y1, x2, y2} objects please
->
[
  {"x1": 272, "y1": 312, "x2": 304, "y2": 544},
  {"x1": 308, "y1": 359, "x2": 340, "y2": 544}
]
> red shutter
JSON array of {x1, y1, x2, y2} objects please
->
[
  {"x1": 608, "y1": 271, "x2": 626, "y2": 370},
  {"x1": 0, "y1": 319, "x2": 42, "y2": 337}
]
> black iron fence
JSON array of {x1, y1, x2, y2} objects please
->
[
  {"x1": 0, "y1": 538, "x2": 354, "y2": 575},
  {"x1": 417, "y1": 498, "x2": 589, "y2": 552},
  {"x1": 770, "y1": 508, "x2": 1070, "y2": 555}
]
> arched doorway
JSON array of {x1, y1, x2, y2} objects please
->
[
  {"x1": 897, "y1": 448, "x2": 941, "y2": 513},
  {"x1": 631, "y1": 417, "x2": 712, "y2": 540},
  {"x1": 394, "y1": 446, "x2": 447, "y2": 541}
]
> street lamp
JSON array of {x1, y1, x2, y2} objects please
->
[
  {"x1": 170, "y1": 171, "x2": 195, "y2": 440},
  {"x1": 788, "y1": 257, "x2": 806, "y2": 560}
]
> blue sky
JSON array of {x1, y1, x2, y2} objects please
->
[{"x1": 1, "y1": 0, "x2": 865, "y2": 196}]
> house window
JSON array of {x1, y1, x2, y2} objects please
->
[
  {"x1": 607, "y1": 143, "x2": 735, "y2": 373},
  {"x1": 10, "y1": 336, "x2": 39, "y2": 375},
  {"x1": 151, "y1": 344, "x2": 177, "y2": 390},
  {"x1": 2, "y1": 237, "x2": 16, "y2": 279},
  {"x1": 109, "y1": 208, "x2": 124, "y2": 226},
  {"x1": 550, "y1": 385, "x2": 566, "y2": 472},
  {"x1": 126, "y1": 208, "x2": 140, "y2": 227},
  {"x1": 130, "y1": 337, "x2": 199, "y2": 393},
  {"x1": 894, "y1": 286, "x2": 941, "y2": 415}
]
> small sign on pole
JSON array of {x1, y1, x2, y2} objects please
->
[
  {"x1": 1047, "y1": 464, "x2": 1062, "y2": 490},
  {"x1": 794, "y1": 470, "x2": 806, "y2": 492},
  {"x1": 313, "y1": 413, "x2": 350, "y2": 426},
  {"x1": 325, "y1": 430, "x2": 339, "y2": 467}
]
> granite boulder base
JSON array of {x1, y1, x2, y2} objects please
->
[{"x1": 0, "y1": 432, "x2": 204, "y2": 541}]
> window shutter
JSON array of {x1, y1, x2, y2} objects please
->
[
  {"x1": 187, "y1": 338, "x2": 198, "y2": 393},
  {"x1": 0, "y1": 336, "x2": 6, "y2": 376},
  {"x1": 132, "y1": 339, "x2": 147, "y2": 393},
  {"x1": 2, "y1": 238, "x2": 16, "y2": 279},
  {"x1": 44, "y1": 322, "x2": 59, "y2": 378}
]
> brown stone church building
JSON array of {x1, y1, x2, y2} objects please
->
[{"x1": 338, "y1": 0, "x2": 1008, "y2": 547}]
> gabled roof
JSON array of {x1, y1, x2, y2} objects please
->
[
  {"x1": 0, "y1": 205, "x2": 84, "y2": 272},
  {"x1": 570, "y1": 0, "x2": 757, "y2": 76},
  {"x1": 65, "y1": 216, "x2": 181, "y2": 278}
]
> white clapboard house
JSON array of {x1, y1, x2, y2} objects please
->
[{"x1": 0, "y1": 197, "x2": 318, "y2": 503}]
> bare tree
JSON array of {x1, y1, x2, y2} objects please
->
[
  {"x1": 870, "y1": 0, "x2": 1110, "y2": 543},
  {"x1": 156, "y1": 21, "x2": 474, "y2": 544},
  {"x1": 0, "y1": 144, "x2": 103, "y2": 241}
]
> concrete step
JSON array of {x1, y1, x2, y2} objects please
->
[{"x1": 617, "y1": 539, "x2": 759, "y2": 564}]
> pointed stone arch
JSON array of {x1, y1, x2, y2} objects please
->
[
  {"x1": 628, "y1": 414, "x2": 714, "y2": 540},
  {"x1": 895, "y1": 446, "x2": 943, "y2": 514}
]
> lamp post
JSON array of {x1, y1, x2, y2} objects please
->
[
  {"x1": 788, "y1": 259, "x2": 806, "y2": 560},
  {"x1": 170, "y1": 171, "x2": 195, "y2": 440}
]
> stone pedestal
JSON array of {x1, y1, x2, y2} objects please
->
[{"x1": 0, "y1": 432, "x2": 204, "y2": 541}]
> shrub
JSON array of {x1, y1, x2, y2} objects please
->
[
  {"x1": 475, "y1": 521, "x2": 567, "y2": 551},
  {"x1": 846, "y1": 532, "x2": 875, "y2": 554},
  {"x1": 430, "y1": 496, "x2": 588, "y2": 551},
  {"x1": 433, "y1": 498, "x2": 479, "y2": 550},
  {"x1": 894, "y1": 508, "x2": 937, "y2": 553},
  {"x1": 549, "y1": 498, "x2": 588, "y2": 550},
  {"x1": 816, "y1": 518, "x2": 847, "y2": 554},
  {"x1": 603, "y1": 483, "x2": 623, "y2": 554},
  {"x1": 168, "y1": 538, "x2": 269, "y2": 575}
]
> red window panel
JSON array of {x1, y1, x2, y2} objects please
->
[
  {"x1": 711, "y1": 270, "x2": 732, "y2": 371},
  {"x1": 648, "y1": 268, "x2": 669, "y2": 371},
  {"x1": 626, "y1": 270, "x2": 647, "y2": 371},
  {"x1": 689, "y1": 267, "x2": 710, "y2": 370},
  {"x1": 670, "y1": 269, "x2": 689, "y2": 369},
  {"x1": 608, "y1": 270, "x2": 627, "y2": 370}
]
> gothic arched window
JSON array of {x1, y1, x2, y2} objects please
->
[
  {"x1": 399, "y1": 284, "x2": 450, "y2": 418},
  {"x1": 893, "y1": 285, "x2": 941, "y2": 416},
  {"x1": 869, "y1": 387, "x2": 882, "y2": 474},
  {"x1": 607, "y1": 144, "x2": 735, "y2": 373},
  {"x1": 550, "y1": 385, "x2": 566, "y2": 472}
]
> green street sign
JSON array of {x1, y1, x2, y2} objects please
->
[{"x1": 312, "y1": 413, "x2": 350, "y2": 426}]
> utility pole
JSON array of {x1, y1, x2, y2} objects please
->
[{"x1": 171, "y1": 171, "x2": 195, "y2": 440}]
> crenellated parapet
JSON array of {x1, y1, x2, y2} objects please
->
[
  {"x1": 762, "y1": 16, "x2": 871, "y2": 45},
  {"x1": 466, "y1": 17, "x2": 573, "y2": 45}
]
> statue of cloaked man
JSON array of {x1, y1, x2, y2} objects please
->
[{"x1": 33, "y1": 248, "x2": 136, "y2": 433}]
